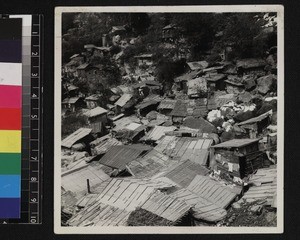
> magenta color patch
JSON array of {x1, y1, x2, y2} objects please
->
[{"x1": 0, "y1": 85, "x2": 22, "y2": 108}]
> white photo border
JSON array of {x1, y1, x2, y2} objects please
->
[{"x1": 54, "y1": 5, "x2": 284, "y2": 234}]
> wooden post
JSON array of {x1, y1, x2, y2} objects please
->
[{"x1": 87, "y1": 179, "x2": 91, "y2": 194}]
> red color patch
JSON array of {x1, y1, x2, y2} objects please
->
[{"x1": 0, "y1": 108, "x2": 21, "y2": 130}]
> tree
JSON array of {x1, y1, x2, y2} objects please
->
[{"x1": 130, "y1": 13, "x2": 151, "y2": 35}]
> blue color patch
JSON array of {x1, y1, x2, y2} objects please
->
[
  {"x1": 0, "y1": 198, "x2": 20, "y2": 218},
  {"x1": 0, "y1": 175, "x2": 20, "y2": 198}
]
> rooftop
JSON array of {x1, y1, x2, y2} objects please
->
[
  {"x1": 62, "y1": 97, "x2": 81, "y2": 104},
  {"x1": 155, "y1": 136, "x2": 214, "y2": 166},
  {"x1": 212, "y1": 138, "x2": 260, "y2": 149},
  {"x1": 84, "y1": 106, "x2": 108, "y2": 118},
  {"x1": 156, "y1": 159, "x2": 210, "y2": 188},
  {"x1": 99, "y1": 145, "x2": 151, "y2": 170},
  {"x1": 61, "y1": 128, "x2": 92, "y2": 148},
  {"x1": 114, "y1": 93, "x2": 133, "y2": 107},
  {"x1": 158, "y1": 99, "x2": 177, "y2": 110},
  {"x1": 187, "y1": 61, "x2": 209, "y2": 71},
  {"x1": 237, "y1": 110, "x2": 272, "y2": 126}
]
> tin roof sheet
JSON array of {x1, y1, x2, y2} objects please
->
[
  {"x1": 237, "y1": 110, "x2": 272, "y2": 126},
  {"x1": 61, "y1": 128, "x2": 92, "y2": 148},
  {"x1": 143, "y1": 126, "x2": 177, "y2": 142},
  {"x1": 157, "y1": 160, "x2": 210, "y2": 188},
  {"x1": 212, "y1": 138, "x2": 260, "y2": 148},
  {"x1": 155, "y1": 136, "x2": 213, "y2": 166},
  {"x1": 126, "y1": 150, "x2": 174, "y2": 178},
  {"x1": 84, "y1": 106, "x2": 108, "y2": 118},
  {"x1": 141, "y1": 191, "x2": 191, "y2": 222},
  {"x1": 114, "y1": 93, "x2": 133, "y2": 107},
  {"x1": 61, "y1": 164, "x2": 110, "y2": 197},
  {"x1": 99, "y1": 145, "x2": 150, "y2": 170}
]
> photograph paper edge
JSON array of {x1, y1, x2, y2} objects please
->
[{"x1": 54, "y1": 5, "x2": 284, "y2": 234}]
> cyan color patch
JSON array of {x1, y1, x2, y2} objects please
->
[{"x1": 0, "y1": 175, "x2": 21, "y2": 198}]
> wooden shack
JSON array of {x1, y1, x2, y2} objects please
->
[
  {"x1": 205, "y1": 73, "x2": 227, "y2": 91},
  {"x1": 85, "y1": 94, "x2": 100, "y2": 109},
  {"x1": 237, "y1": 110, "x2": 272, "y2": 138},
  {"x1": 212, "y1": 138, "x2": 264, "y2": 178},
  {"x1": 114, "y1": 93, "x2": 134, "y2": 115},
  {"x1": 61, "y1": 97, "x2": 85, "y2": 113}
]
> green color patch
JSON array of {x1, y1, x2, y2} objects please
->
[{"x1": 0, "y1": 153, "x2": 21, "y2": 175}]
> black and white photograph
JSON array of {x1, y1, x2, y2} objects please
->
[{"x1": 54, "y1": 6, "x2": 284, "y2": 234}]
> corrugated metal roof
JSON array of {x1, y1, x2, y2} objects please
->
[
  {"x1": 61, "y1": 128, "x2": 92, "y2": 148},
  {"x1": 112, "y1": 115, "x2": 141, "y2": 132},
  {"x1": 143, "y1": 125, "x2": 177, "y2": 141},
  {"x1": 68, "y1": 177, "x2": 176, "y2": 226},
  {"x1": 187, "y1": 61, "x2": 209, "y2": 71},
  {"x1": 154, "y1": 136, "x2": 213, "y2": 166},
  {"x1": 237, "y1": 110, "x2": 272, "y2": 126},
  {"x1": 169, "y1": 188, "x2": 227, "y2": 222},
  {"x1": 84, "y1": 106, "x2": 108, "y2": 118},
  {"x1": 61, "y1": 164, "x2": 110, "y2": 197},
  {"x1": 94, "y1": 178, "x2": 175, "y2": 210},
  {"x1": 68, "y1": 177, "x2": 178, "y2": 226},
  {"x1": 62, "y1": 97, "x2": 80, "y2": 104},
  {"x1": 99, "y1": 145, "x2": 150, "y2": 170},
  {"x1": 114, "y1": 93, "x2": 133, "y2": 107},
  {"x1": 68, "y1": 201, "x2": 131, "y2": 227},
  {"x1": 158, "y1": 99, "x2": 177, "y2": 110},
  {"x1": 157, "y1": 160, "x2": 210, "y2": 187},
  {"x1": 187, "y1": 175, "x2": 237, "y2": 209},
  {"x1": 92, "y1": 136, "x2": 122, "y2": 155},
  {"x1": 242, "y1": 168, "x2": 277, "y2": 205},
  {"x1": 212, "y1": 138, "x2": 260, "y2": 148},
  {"x1": 127, "y1": 150, "x2": 174, "y2": 178},
  {"x1": 141, "y1": 191, "x2": 190, "y2": 222}
]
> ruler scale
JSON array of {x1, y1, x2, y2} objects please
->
[{"x1": 0, "y1": 14, "x2": 43, "y2": 224}]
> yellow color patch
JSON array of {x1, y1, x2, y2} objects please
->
[{"x1": 0, "y1": 130, "x2": 21, "y2": 153}]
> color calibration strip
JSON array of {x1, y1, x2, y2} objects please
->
[
  {"x1": 1, "y1": 15, "x2": 43, "y2": 224},
  {"x1": 0, "y1": 18, "x2": 22, "y2": 218}
]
